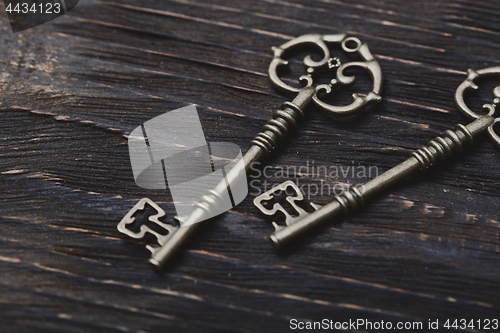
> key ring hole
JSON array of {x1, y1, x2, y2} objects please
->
[{"x1": 342, "y1": 37, "x2": 362, "y2": 53}]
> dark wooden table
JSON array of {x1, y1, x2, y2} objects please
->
[{"x1": 1, "y1": 0, "x2": 499, "y2": 332}]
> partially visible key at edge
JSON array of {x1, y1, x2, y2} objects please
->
[
  {"x1": 146, "y1": 33, "x2": 384, "y2": 270},
  {"x1": 264, "y1": 67, "x2": 500, "y2": 249}
]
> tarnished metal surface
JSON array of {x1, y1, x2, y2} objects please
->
[
  {"x1": 260, "y1": 68, "x2": 500, "y2": 248},
  {"x1": 143, "y1": 34, "x2": 383, "y2": 270}
]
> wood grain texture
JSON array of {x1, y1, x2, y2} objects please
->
[{"x1": 0, "y1": 0, "x2": 499, "y2": 332}]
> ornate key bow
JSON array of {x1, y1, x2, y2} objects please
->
[{"x1": 269, "y1": 33, "x2": 382, "y2": 116}]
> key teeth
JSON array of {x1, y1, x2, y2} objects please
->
[
  {"x1": 254, "y1": 180, "x2": 323, "y2": 232},
  {"x1": 146, "y1": 245, "x2": 158, "y2": 255},
  {"x1": 118, "y1": 198, "x2": 182, "y2": 258},
  {"x1": 272, "y1": 222, "x2": 285, "y2": 232},
  {"x1": 310, "y1": 202, "x2": 322, "y2": 210}
]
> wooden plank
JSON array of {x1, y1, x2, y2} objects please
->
[{"x1": 0, "y1": 0, "x2": 499, "y2": 332}]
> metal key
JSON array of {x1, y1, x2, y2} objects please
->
[
  {"x1": 257, "y1": 67, "x2": 500, "y2": 248},
  {"x1": 118, "y1": 33, "x2": 383, "y2": 270}
]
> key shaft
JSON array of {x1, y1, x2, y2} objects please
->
[
  {"x1": 270, "y1": 115, "x2": 496, "y2": 248},
  {"x1": 150, "y1": 87, "x2": 316, "y2": 269}
]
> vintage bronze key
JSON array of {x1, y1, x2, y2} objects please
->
[
  {"x1": 118, "y1": 33, "x2": 383, "y2": 270},
  {"x1": 255, "y1": 67, "x2": 500, "y2": 248}
]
